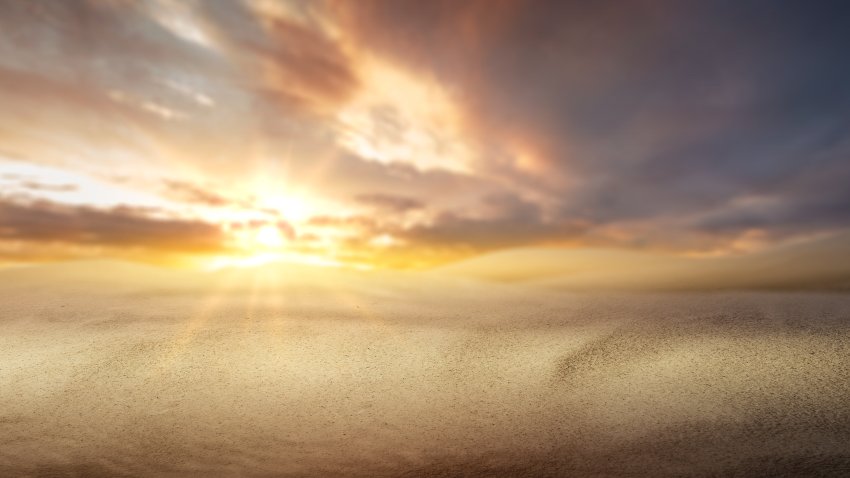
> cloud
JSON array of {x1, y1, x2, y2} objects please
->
[
  {"x1": 331, "y1": 0, "x2": 850, "y2": 249},
  {"x1": 0, "y1": 197, "x2": 225, "y2": 253},
  {"x1": 162, "y1": 180, "x2": 231, "y2": 207},
  {"x1": 1, "y1": 0, "x2": 849, "y2": 269},
  {"x1": 354, "y1": 193, "x2": 423, "y2": 213},
  {"x1": 398, "y1": 193, "x2": 583, "y2": 251},
  {"x1": 307, "y1": 214, "x2": 378, "y2": 231},
  {"x1": 195, "y1": 0, "x2": 359, "y2": 112},
  {"x1": 18, "y1": 181, "x2": 78, "y2": 193}
]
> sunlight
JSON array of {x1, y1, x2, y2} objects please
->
[
  {"x1": 254, "y1": 224, "x2": 286, "y2": 249},
  {"x1": 205, "y1": 251, "x2": 354, "y2": 271},
  {"x1": 229, "y1": 223, "x2": 287, "y2": 253},
  {"x1": 261, "y1": 194, "x2": 313, "y2": 223},
  {"x1": 336, "y1": 55, "x2": 474, "y2": 173}
]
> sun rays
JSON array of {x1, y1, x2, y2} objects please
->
[{"x1": 148, "y1": 256, "x2": 395, "y2": 379}]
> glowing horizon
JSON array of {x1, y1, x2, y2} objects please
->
[{"x1": 0, "y1": 0, "x2": 848, "y2": 283}]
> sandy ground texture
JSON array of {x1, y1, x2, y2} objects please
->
[{"x1": 1, "y1": 265, "x2": 850, "y2": 477}]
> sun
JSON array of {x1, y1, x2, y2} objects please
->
[
  {"x1": 253, "y1": 224, "x2": 286, "y2": 249},
  {"x1": 263, "y1": 195, "x2": 312, "y2": 223},
  {"x1": 203, "y1": 186, "x2": 361, "y2": 270},
  {"x1": 207, "y1": 224, "x2": 288, "y2": 270}
]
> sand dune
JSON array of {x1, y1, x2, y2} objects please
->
[
  {"x1": 436, "y1": 231, "x2": 850, "y2": 291},
  {"x1": 1, "y1": 264, "x2": 849, "y2": 476}
]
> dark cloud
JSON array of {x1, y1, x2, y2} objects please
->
[
  {"x1": 19, "y1": 181, "x2": 77, "y2": 193},
  {"x1": 287, "y1": 151, "x2": 502, "y2": 212},
  {"x1": 689, "y1": 136, "x2": 850, "y2": 239},
  {"x1": 0, "y1": 197, "x2": 225, "y2": 253},
  {"x1": 399, "y1": 193, "x2": 584, "y2": 251},
  {"x1": 162, "y1": 180, "x2": 231, "y2": 207},
  {"x1": 307, "y1": 193, "x2": 580, "y2": 257},
  {"x1": 354, "y1": 193, "x2": 423, "y2": 213},
  {"x1": 307, "y1": 215, "x2": 378, "y2": 231},
  {"x1": 332, "y1": 0, "x2": 850, "y2": 246}
]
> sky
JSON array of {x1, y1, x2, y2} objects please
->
[{"x1": 0, "y1": 0, "x2": 849, "y2": 279}]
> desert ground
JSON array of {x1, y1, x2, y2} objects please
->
[{"x1": 1, "y1": 263, "x2": 849, "y2": 477}]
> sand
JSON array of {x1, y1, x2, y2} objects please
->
[{"x1": 1, "y1": 269, "x2": 849, "y2": 477}]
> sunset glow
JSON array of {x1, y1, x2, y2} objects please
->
[
  {"x1": 0, "y1": 0, "x2": 847, "y2": 284},
  {"x1": 2, "y1": 3, "x2": 850, "y2": 477}
]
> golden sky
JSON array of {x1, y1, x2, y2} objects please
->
[{"x1": 0, "y1": 0, "x2": 849, "y2": 284}]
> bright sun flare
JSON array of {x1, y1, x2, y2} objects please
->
[
  {"x1": 262, "y1": 195, "x2": 312, "y2": 223},
  {"x1": 207, "y1": 196, "x2": 327, "y2": 270},
  {"x1": 253, "y1": 224, "x2": 286, "y2": 249}
]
